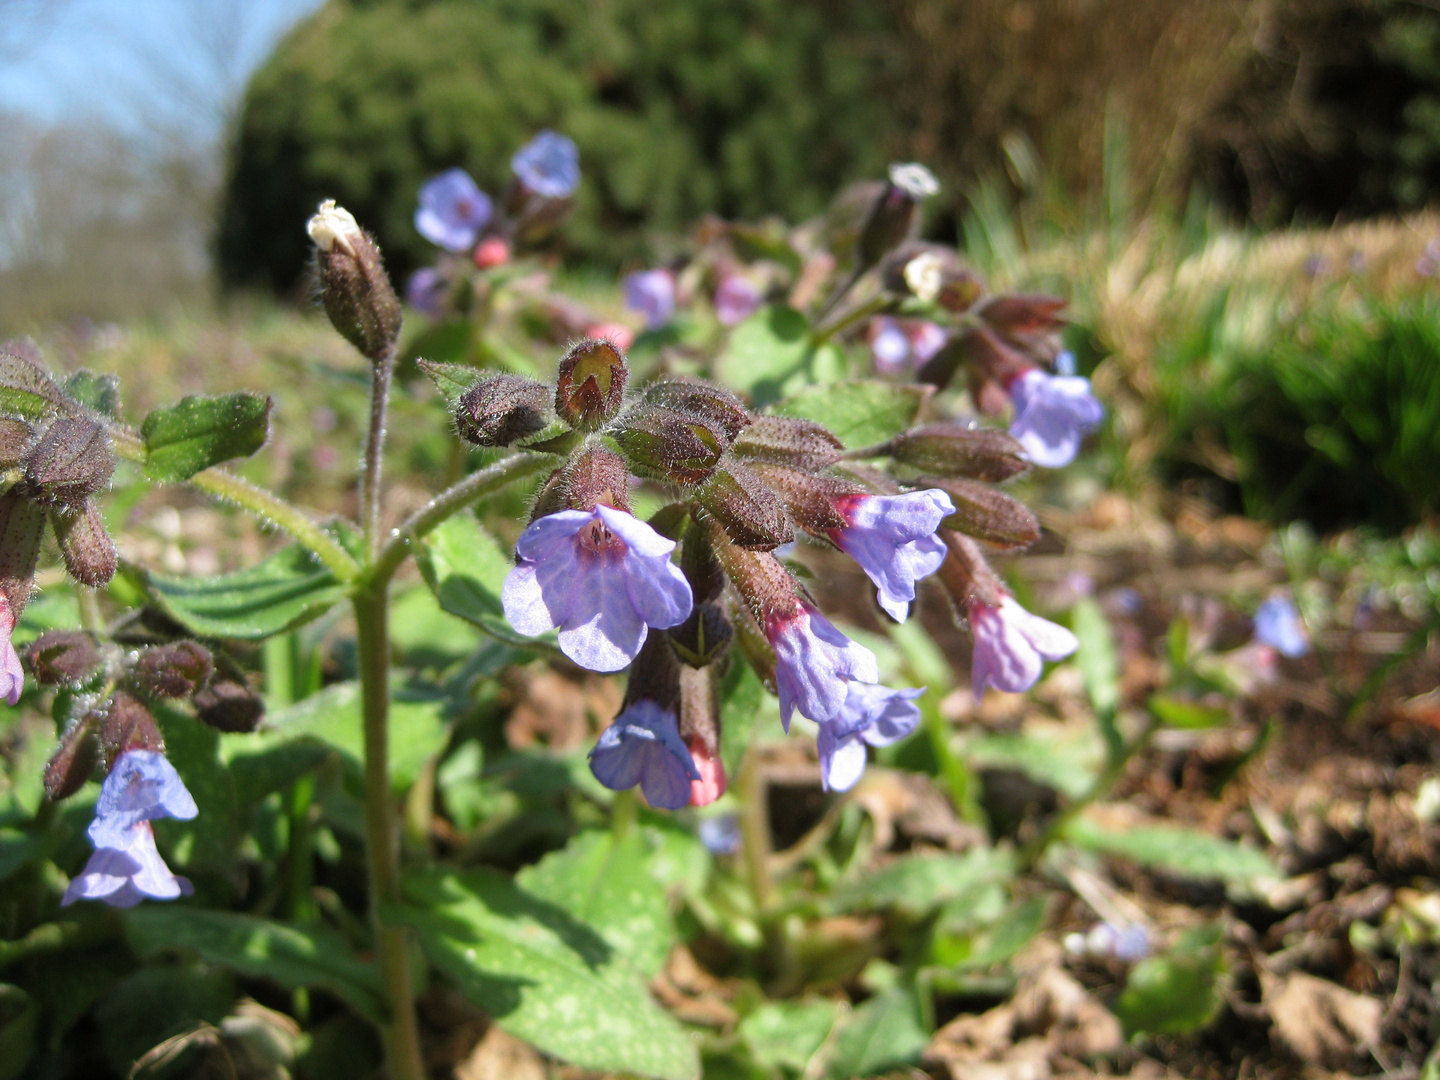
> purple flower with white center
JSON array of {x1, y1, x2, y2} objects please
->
[
  {"x1": 415, "y1": 168, "x2": 493, "y2": 252},
  {"x1": 62, "y1": 822, "x2": 192, "y2": 908},
  {"x1": 829, "y1": 490, "x2": 955, "y2": 622},
  {"x1": 1007, "y1": 367, "x2": 1104, "y2": 468},
  {"x1": 511, "y1": 130, "x2": 580, "y2": 199},
  {"x1": 501, "y1": 505, "x2": 693, "y2": 672},
  {"x1": 1253, "y1": 593, "x2": 1309, "y2": 658},
  {"x1": 714, "y1": 272, "x2": 763, "y2": 326},
  {"x1": 816, "y1": 682, "x2": 923, "y2": 792},
  {"x1": 767, "y1": 603, "x2": 879, "y2": 730},
  {"x1": 588, "y1": 700, "x2": 700, "y2": 810},
  {"x1": 405, "y1": 267, "x2": 448, "y2": 318},
  {"x1": 969, "y1": 595, "x2": 1079, "y2": 697},
  {"x1": 86, "y1": 749, "x2": 199, "y2": 850},
  {"x1": 623, "y1": 269, "x2": 675, "y2": 330},
  {"x1": 869, "y1": 316, "x2": 911, "y2": 372},
  {"x1": 0, "y1": 596, "x2": 22, "y2": 705}
]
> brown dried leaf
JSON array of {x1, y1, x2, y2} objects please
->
[
  {"x1": 1262, "y1": 971, "x2": 1382, "y2": 1067},
  {"x1": 455, "y1": 1025, "x2": 546, "y2": 1080}
]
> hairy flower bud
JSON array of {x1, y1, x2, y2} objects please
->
[
  {"x1": 131, "y1": 641, "x2": 214, "y2": 699},
  {"x1": 612, "y1": 405, "x2": 726, "y2": 485},
  {"x1": 856, "y1": 163, "x2": 939, "y2": 269},
  {"x1": 669, "y1": 602, "x2": 733, "y2": 667},
  {"x1": 455, "y1": 374, "x2": 551, "y2": 447},
  {"x1": 679, "y1": 663, "x2": 725, "y2": 805},
  {"x1": 641, "y1": 380, "x2": 751, "y2": 442},
  {"x1": 26, "y1": 630, "x2": 101, "y2": 685},
  {"x1": 0, "y1": 489, "x2": 47, "y2": 615},
  {"x1": 555, "y1": 338, "x2": 628, "y2": 429},
  {"x1": 927, "y1": 477, "x2": 1041, "y2": 549},
  {"x1": 679, "y1": 517, "x2": 725, "y2": 603},
  {"x1": 308, "y1": 199, "x2": 403, "y2": 363},
  {"x1": 50, "y1": 501, "x2": 117, "y2": 587},
  {"x1": 541, "y1": 444, "x2": 632, "y2": 517},
  {"x1": 889, "y1": 424, "x2": 1031, "y2": 482},
  {"x1": 748, "y1": 463, "x2": 858, "y2": 534},
  {"x1": 878, "y1": 243, "x2": 979, "y2": 307},
  {"x1": 731, "y1": 415, "x2": 843, "y2": 471},
  {"x1": 935, "y1": 529, "x2": 1007, "y2": 612},
  {"x1": 22, "y1": 418, "x2": 113, "y2": 506},
  {"x1": 101, "y1": 690, "x2": 164, "y2": 759},
  {"x1": 44, "y1": 714, "x2": 99, "y2": 801},
  {"x1": 192, "y1": 679, "x2": 265, "y2": 734},
  {"x1": 0, "y1": 418, "x2": 34, "y2": 468},
  {"x1": 978, "y1": 294, "x2": 1067, "y2": 336},
  {"x1": 694, "y1": 459, "x2": 791, "y2": 550}
]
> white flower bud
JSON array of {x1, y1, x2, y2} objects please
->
[
  {"x1": 888, "y1": 162, "x2": 940, "y2": 199},
  {"x1": 903, "y1": 250, "x2": 945, "y2": 302},
  {"x1": 306, "y1": 199, "x2": 361, "y2": 256}
]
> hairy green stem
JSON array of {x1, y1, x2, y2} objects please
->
[
  {"x1": 354, "y1": 591, "x2": 425, "y2": 1080},
  {"x1": 361, "y1": 354, "x2": 396, "y2": 559},
  {"x1": 812, "y1": 293, "x2": 889, "y2": 345},
  {"x1": 369, "y1": 452, "x2": 552, "y2": 588},
  {"x1": 737, "y1": 746, "x2": 774, "y2": 914},
  {"x1": 108, "y1": 428, "x2": 359, "y2": 582}
]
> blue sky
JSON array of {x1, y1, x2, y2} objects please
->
[{"x1": 0, "y1": 0, "x2": 323, "y2": 139}]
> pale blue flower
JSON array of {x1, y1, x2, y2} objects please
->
[
  {"x1": 816, "y1": 683, "x2": 923, "y2": 791},
  {"x1": 1254, "y1": 594, "x2": 1309, "y2": 658},
  {"x1": 766, "y1": 604, "x2": 878, "y2": 729},
  {"x1": 502, "y1": 506, "x2": 693, "y2": 672},
  {"x1": 415, "y1": 168, "x2": 493, "y2": 252},
  {"x1": 589, "y1": 701, "x2": 699, "y2": 810},
  {"x1": 1008, "y1": 368, "x2": 1103, "y2": 468},
  {"x1": 969, "y1": 595, "x2": 1078, "y2": 696},
  {"x1": 624, "y1": 269, "x2": 675, "y2": 330},
  {"x1": 829, "y1": 490, "x2": 955, "y2": 622},
  {"x1": 512, "y1": 130, "x2": 580, "y2": 198}
]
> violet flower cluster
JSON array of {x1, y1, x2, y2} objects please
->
[
  {"x1": 457, "y1": 289, "x2": 1081, "y2": 806},
  {"x1": 406, "y1": 130, "x2": 581, "y2": 316}
]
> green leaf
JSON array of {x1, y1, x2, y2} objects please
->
[
  {"x1": 141, "y1": 392, "x2": 271, "y2": 482},
  {"x1": 515, "y1": 828, "x2": 676, "y2": 979},
  {"x1": 416, "y1": 513, "x2": 556, "y2": 651},
  {"x1": 261, "y1": 681, "x2": 448, "y2": 793},
  {"x1": 1071, "y1": 597, "x2": 1123, "y2": 761},
  {"x1": 830, "y1": 847, "x2": 1014, "y2": 917},
  {"x1": 771, "y1": 380, "x2": 930, "y2": 450},
  {"x1": 396, "y1": 867, "x2": 699, "y2": 1080},
  {"x1": 94, "y1": 964, "x2": 234, "y2": 1076},
  {"x1": 965, "y1": 726, "x2": 1104, "y2": 800},
  {"x1": 1113, "y1": 926, "x2": 1224, "y2": 1036},
  {"x1": 417, "y1": 358, "x2": 484, "y2": 404},
  {"x1": 716, "y1": 305, "x2": 812, "y2": 403},
  {"x1": 60, "y1": 371, "x2": 120, "y2": 418},
  {"x1": 1065, "y1": 816, "x2": 1280, "y2": 885},
  {"x1": 153, "y1": 703, "x2": 238, "y2": 872},
  {"x1": 126, "y1": 908, "x2": 384, "y2": 1022},
  {"x1": 825, "y1": 985, "x2": 927, "y2": 1079},
  {"x1": 0, "y1": 351, "x2": 67, "y2": 420},
  {"x1": 739, "y1": 999, "x2": 839, "y2": 1073},
  {"x1": 718, "y1": 658, "x2": 765, "y2": 781},
  {"x1": 1148, "y1": 694, "x2": 1232, "y2": 730},
  {"x1": 139, "y1": 542, "x2": 345, "y2": 640},
  {"x1": 0, "y1": 984, "x2": 37, "y2": 1080}
]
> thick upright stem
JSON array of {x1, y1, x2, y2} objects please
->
[
  {"x1": 361, "y1": 354, "x2": 396, "y2": 558},
  {"x1": 354, "y1": 591, "x2": 425, "y2": 1080}
]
